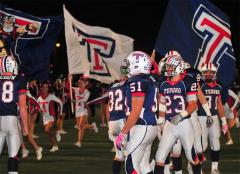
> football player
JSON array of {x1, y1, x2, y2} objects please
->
[
  {"x1": 37, "y1": 82, "x2": 63, "y2": 152},
  {"x1": 197, "y1": 63, "x2": 228, "y2": 174},
  {"x1": 115, "y1": 51, "x2": 158, "y2": 174},
  {"x1": 164, "y1": 51, "x2": 211, "y2": 174},
  {"x1": 154, "y1": 55, "x2": 201, "y2": 174},
  {"x1": 106, "y1": 75, "x2": 128, "y2": 174},
  {"x1": 0, "y1": 55, "x2": 28, "y2": 174}
]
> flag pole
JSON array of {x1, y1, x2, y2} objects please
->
[
  {"x1": 68, "y1": 74, "x2": 74, "y2": 114},
  {"x1": 150, "y1": 49, "x2": 156, "y2": 61}
]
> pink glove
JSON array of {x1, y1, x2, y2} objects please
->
[
  {"x1": 220, "y1": 117, "x2": 228, "y2": 135},
  {"x1": 222, "y1": 124, "x2": 228, "y2": 135},
  {"x1": 115, "y1": 132, "x2": 127, "y2": 150}
]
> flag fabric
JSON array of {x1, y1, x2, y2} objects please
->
[
  {"x1": 64, "y1": 6, "x2": 134, "y2": 84},
  {"x1": 0, "y1": 4, "x2": 63, "y2": 80},
  {"x1": 154, "y1": 0, "x2": 236, "y2": 102}
]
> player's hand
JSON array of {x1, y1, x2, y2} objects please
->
[
  {"x1": 220, "y1": 117, "x2": 228, "y2": 135},
  {"x1": 115, "y1": 132, "x2": 127, "y2": 150},
  {"x1": 222, "y1": 124, "x2": 228, "y2": 135},
  {"x1": 206, "y1": 116, "x2": 213, "y2": 127},
  {"x1": 170, "y1": 114, "x2": 183, "y2": 126}
]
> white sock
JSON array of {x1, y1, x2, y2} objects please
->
[
  {"x1": 175, "y1": 170, "x2": 182, "y2": 174},
  {"x1": 187, "y1": 162, "x2": 193, "y2": 174},
  {"x1": 211, "y1": 161, "x2": 218, "y2": 171},
  {"x1": 8, "y1": 172, "x2": 18, "y2": 174},
  {"x1": 164, "y1": 164, "x2": 171, "y2": 173}
]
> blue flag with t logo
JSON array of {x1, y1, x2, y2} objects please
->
[
  {"x1": 0, "y1": 4, "x2": 63, "y2": 80},
  {"x1": 154, "y1": 0, "x2": 236, "y2": 102}
]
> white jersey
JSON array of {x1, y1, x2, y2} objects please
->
[
  {"x1": 37, "y1": 94, "x2": 63, "y2": 125},
  {"x1": 73, "y1": 88, "x2": 90, "y2": 117}
]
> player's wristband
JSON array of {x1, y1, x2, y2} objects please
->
[
  {"x1": 180, "y1": 110, "x2": 189, "y2": 118},
  {"x1": 202, "y1": 103, "x2": 211, "y2": 116},
  {"x1": 159, "y1": 103, "x2": 166, "y2": 112},
  {"x1": 220, "y1": 117, "x2": 227, "y2": 126}
]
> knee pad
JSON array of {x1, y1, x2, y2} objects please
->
[{"x1": 8, "y1": 156, "x2": 19, "y2": 172}]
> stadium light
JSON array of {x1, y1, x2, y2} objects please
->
[{"x1": 56, "y1": 42, "x2": 61, "y2": 47}]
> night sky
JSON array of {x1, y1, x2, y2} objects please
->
[{"x1": 2, "y1": 0, "x2": 240, "y2": 81}]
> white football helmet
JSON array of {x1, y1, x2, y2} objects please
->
[
  {"x1": 165, "y1": 55, "x2": 185, "y2": 77},
  {"x1": 125, "y1": 51, "x2": 152, "y2": 77},
  {"x1": 158, "y1": 57, "x2": 168, "y2": 76},
  {"x1": 165, "y1": 50, "x2": 181, "y2": 58},
  {"x1": 200, "y1": 63, "x2": 217, "y2": 82},
  {"x1": 1, "y1": 55, "x2": 18, "y2": 75}
]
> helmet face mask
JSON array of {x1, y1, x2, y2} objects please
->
[
  {"x1": 165, "y1": 55, "x2": 183, "y2": 78},
  {"x1": 120, "y1": 59, "x2": 130, "y2": 76},
  {"x1": 126, "y1": 51, "x2": 152, "y2": 77},
  {"x1": 202, "y1": 70, "x2": 216, "y2": 82},
  {"x1": 201, "y1": 63, "x2": 217, "y2": 82}
]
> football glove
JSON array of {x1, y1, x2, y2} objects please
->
[
  {"x1": 220, "y1": 117, "x2": 228, "y2": 135},
  {"x1": 115, "y1": 132, "x2": 127, "y2": 150},
  {"x1": 170, "y1": 114, "x2": 183, "y2": 126}
]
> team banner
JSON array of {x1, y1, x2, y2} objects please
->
[
  {"x1": 0, "y1": 4, "x2": 63, "y2": 80},
  {"x1": 155, "y1": 0, "x2": 236, "y2": 101},
  {"x1": 64, "y1": 6, "x2": 134, "y2": 84}
]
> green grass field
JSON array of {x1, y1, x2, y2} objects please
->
[{"x1": 0, "y1": 113, "x2": 240, "y2": 174}]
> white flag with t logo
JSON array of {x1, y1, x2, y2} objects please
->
[{"x1": 64, "y1": 6, "x2": 134, "y2": 84}]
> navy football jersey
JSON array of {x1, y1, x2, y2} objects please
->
[
  {"x1": 126, "y1": 74, "x2": 157, "y2": 126},
  {"x1": 108, "y1": 80, "x2": 128, "y2": 121},
  {"x1": 185, "y1": 68, "x2": 201, "y2": 84},
  {"x1": 0, "y1": 74, "x2": 27, "y2": 116},
  {"x1": 159, "y1": 75, "x2": 197, "y2": 121},
  {"x1": 197, "y1": 82, "x2": 222, "y2": 116}
]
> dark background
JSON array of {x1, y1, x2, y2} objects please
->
[{"x1": 2, "y1": 0, "x2": 240, "y2": 81}]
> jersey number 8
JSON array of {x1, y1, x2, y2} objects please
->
[{"x1": 1, "y1": 81, "x2": 14, "y2": 103}]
